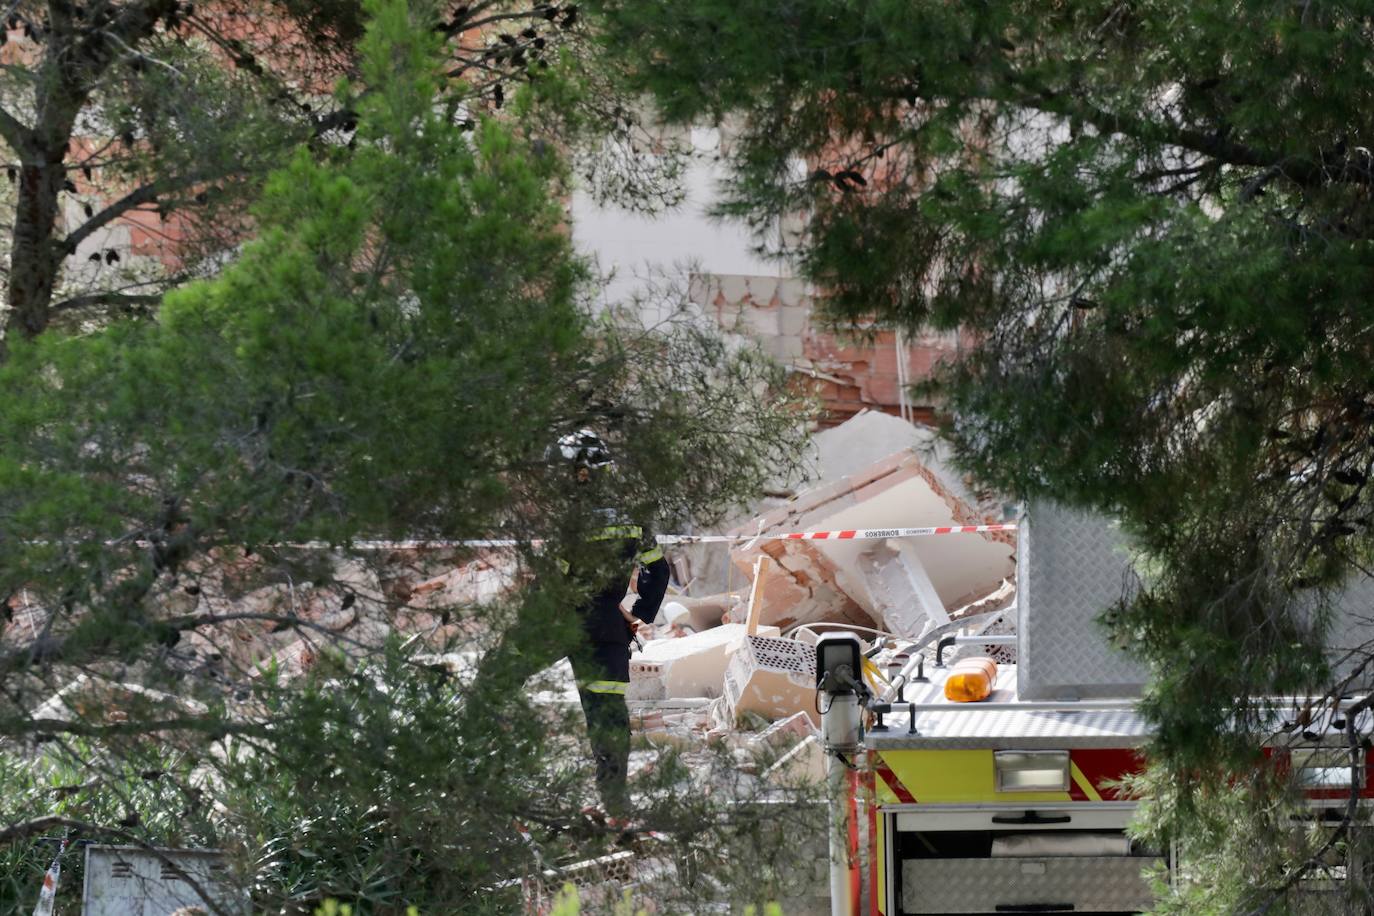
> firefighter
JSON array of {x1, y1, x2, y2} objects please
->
[{"x1": 552, "y1": 429, "x2": 670, "y2": 816}]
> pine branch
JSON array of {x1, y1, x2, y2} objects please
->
[
  {"x1": 59, "y1": 174, "x2": 211, "y2": 256},
  {"x1": 1, "y1": 716, "x2": 270, "y2": 740},
  {"x1": 49, "y1": 292, "x2": 163, "y2": 313},
  {"x1": 0, "y1": 102, "x2": 31, "y2": 155}
]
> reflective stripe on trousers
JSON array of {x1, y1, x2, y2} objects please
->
[{"x1": 584, "y1": 680, "x2": 629, "y2": 695}]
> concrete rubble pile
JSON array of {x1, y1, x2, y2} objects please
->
[
  {"x1": 625, "y1": 410, "x2": 1018, "y2": 770},
  {"x1": 12, "y1": 411, "x2": 1018, "y2": 788},
  {"x1": 4, "y1": 545, "x2": 523, "y2": 732}
]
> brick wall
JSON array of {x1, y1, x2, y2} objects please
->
[{"x1": 690, "y1": 272, "x2": 961, "y2": 427}]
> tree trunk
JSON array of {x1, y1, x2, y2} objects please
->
[
  {"x1": 0, "y1": 0, "x2": 175, "y2": 352},
  {"x1": 6, "y1": 155, "x2": 65, "y2": 342}
]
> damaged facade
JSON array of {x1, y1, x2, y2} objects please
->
[
  {"x1": 610, "y1": 411, "x2": 1016, "y2": 761},
  {"x1": 571, "y1": 129, "x2": 962, "y2": 428}
]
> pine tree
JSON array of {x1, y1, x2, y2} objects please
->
[
  {"x1": 0, "y1": 1, "x2": 811, "y2": 910},
  {"x1": 0, "y1": 0, "x2": 683, "y2": 344},
  {"x1": 587, "y1": 0, "x2": 1374, "y2": 907}
]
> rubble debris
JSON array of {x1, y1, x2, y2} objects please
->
[
  {"x1": 808, "y1": 408, "x2": 934, "y2": 480},
  {"x1": 628, "y1": 623, "x2": 780, "y2": 701},
  {"x1": 664, "y1": 592, "x2": 742, "y2": 631},
  {"x1": 855, "y1": 540, "x2": 948, "y2": 638},
  {"x1": 409, "y1": 552, "x2": 520, "y2": 608},
  {"x1": 665, "y1": 409, "x2": 932, "y2": 601},
  {"x1": 614, "y1": 421, "x2": 1021, "y2": 748},
  {"x1": 724, "y1": 537, "x2": 877, "y2": 632},
  {"x1": 762, "y1": 734, "x2": 825, "y2": 784},
  {"x1": 946, "y1": 579, "x2": 1018, "y2": 665},
  {"x1": 750, "y1": 710, "x2": 818, "y2": 750},
  {"x1": 723, "y1": 634, "x2": 819, "y2": 727},
  {"x1": 9, "y1": 409, "x2": 1024, "y2": 787},
  {"x1": 727, "y1": 446, "x2": 1014, "y2": 634}
]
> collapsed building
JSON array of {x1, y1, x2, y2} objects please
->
[
  {"x1": 2, "y1": 409, "x2": 1044, "y2": 914},
  {"x1": 605, "y1": 411, "x2": 1016, "y2": 769},
  {"x1": 31, "y1": 406, "x2": 1374, "y2": 915}
]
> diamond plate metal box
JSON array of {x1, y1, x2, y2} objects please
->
[
  {"x1": 1017, "y1": 502, "x2": 1148, "y2": 700},
  {"x1": 82, "y1": 845, "x2": 245, "y2": 916},
  {"x1": 902, "y1": 855, "x2": 1161, "y2": 913}
]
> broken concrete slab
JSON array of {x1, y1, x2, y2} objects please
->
[
  {"x1": 671, "y1": 410, "x2": 940, "y2": 599},
  {"x1": 854, "y1": 541, "x2": 950, "y2": 639},
  {"x1": 730, "y1": 448, "x2": 1014, "y2": 630},
  {"x1": 763, "y1": 734, "x2": 826, "y2": 784},
  {"x1": 629, "y1": 623, "x2": 781, "y2": 700},
  {"x1": 724, "y1": 538, "x2": 878, "y2": 632},
  {"x1": 806, "y1": 409, "x2": 927, "y2": 482},
  {"x1": 410, "y1": 554, "x2": 520, "y2": 608},
  {"x1": 751, "y1": 710, "x2": 818, "y2": 750}
]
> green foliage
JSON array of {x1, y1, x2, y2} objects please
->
[
  {"x1": 0, "y1": 0, "x2": 803, "y2": 664},
  {"x1": 551, "y1": 884, "x2": 582, "y2": 916},
  {"x1": 1127, "y1": 759, "x2": 1374, "y2": 915},
  {"x1": 314, "y1": 901, "x2": 420, "y2": 916},
  {"x1": 221, "y1": 641, "x2": 567, "y2": 911},
  {"x1": 0, "y1": 1, "x2": 812, "y2": 912},
  {"x1": 586, "y1": 0, "x2": 1374, "y2": 902},
  {"x1": 218, "y1": 637, "x2": 819, "y2": 912},
  {"x1": 0, "y1": 740, "x2": 220, "y2": 914},
  {"x1": 547, "y1": 880, "x2": 784, "y2": 915}
]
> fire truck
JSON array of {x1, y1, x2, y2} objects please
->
[{"x1": 815, "y1": 502, "x2": 1374, "y2": 916}]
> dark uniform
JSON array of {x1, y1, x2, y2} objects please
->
[{"x1": 567, "y1": 508, "x2": 670, "y2": 815}]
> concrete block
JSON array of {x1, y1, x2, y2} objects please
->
[
  {"x1": 630, "y1": 623, "x2": 781, "y2": 699},
  {"x1": 779, "y1": 304, "x2": 810, "y2": 337},
  {"x1": 627, "y1": 657, "x2": 667, "y2": 701},
  {"x1": 777, "y1": 277, "x2": 809, "y2": 307},
  {"x1": 716, "y1": 273, "x2": 751, "y2": 306},
  {"x1": 857, "y1": 542, "x2": 950, "y2": 638},
  {"x1": 770, "y1": 335, "x2": 805, "y2": 362},
  {"x1": 723, "y1": 634, "x2": 819, "y2": 726},
  {"x1": 741, "y1": 302, "x2": 781, "y2": 337},
  {"x1": 750, "y1": 275, "x2": 781, "y2": 306}
]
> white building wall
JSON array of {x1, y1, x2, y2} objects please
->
[{"x1": 570, "y1": 127, "x2": 793, "y2": 323}]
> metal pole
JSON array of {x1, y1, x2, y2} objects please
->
[
  {"x1": 822, "y1": 691, "x2": 862, "y2": 916},
  {"x1": 879, "y1": 609, "x2": 1008, "y2": 702},
  {"x1": 902, "y1": 699, "x2": 1139, "y2": 713}
]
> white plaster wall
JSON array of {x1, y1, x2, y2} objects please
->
[{"x1": 571, "y1": 127, "x2": 793, "y2": 321}]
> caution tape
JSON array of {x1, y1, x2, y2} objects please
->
[
  {"x1": 658, "y1": 524, "x2": 1016, "y2": 545},
  {"x1": 71, "y1": 524, "x2": 1016, "y2": 554},
  {"x1": 31, "y1": 837, "x2": 67, "y2": 916},
  {"x1": 305, "y1": 524, "x2": 1015, "y2": 551}
]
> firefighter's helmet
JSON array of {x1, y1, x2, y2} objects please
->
[{"x1": 549, "y1": 429, "x2": 614, "y2": 471}]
